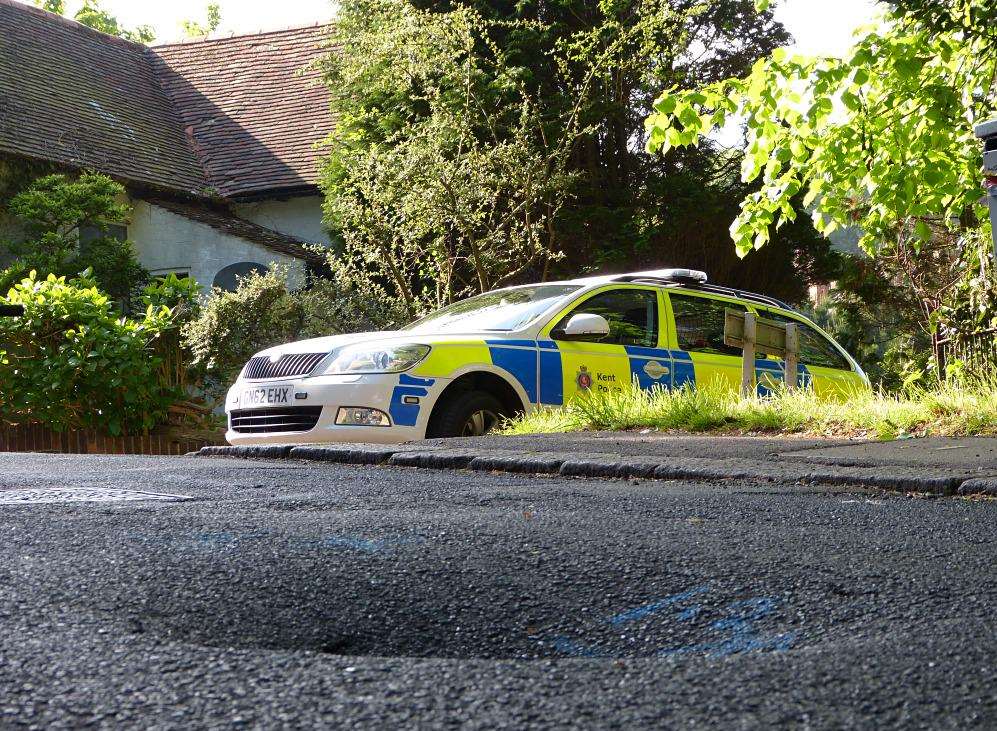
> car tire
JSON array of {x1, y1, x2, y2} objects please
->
[{"x1": 428, "y1": 390, "x2": 506, "y2": 438}]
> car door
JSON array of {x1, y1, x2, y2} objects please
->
[
  {"x1": 664, "y1": 292, "x2": 749, "y2": 392},
  {"x1": 539, "y1": 286, "x2": 663, "y2": 404},
  {"x1": 756, "y1": 310, "x2": 862, "y2": 397}
]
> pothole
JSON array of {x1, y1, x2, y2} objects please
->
[
  {"x1": 121, "y1": 579, "x2": 799, "y2": 660},
  {"x1": 0, "y1": 487, "x2": 193, "y2": 504}
]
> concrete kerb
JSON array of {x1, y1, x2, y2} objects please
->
[
  {"x1": 197, "y1": 444, "x2": 980, "y2": 495},
  {"x1": 957, "y1": 477, "x2": 997, "y2": 496}
]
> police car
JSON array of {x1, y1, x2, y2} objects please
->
[{"x1": 225, "y1": 268, "x2": 868, "y2": 444}]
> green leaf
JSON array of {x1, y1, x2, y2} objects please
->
[
  {"x1": 653, "y1": 94, "x2": 676, "y2": 115},
  {"x1": 678, "y1": 105, "x2": 701, "y2": 129}
]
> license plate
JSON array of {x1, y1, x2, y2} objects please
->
[{"x1": 240, "y1": 384, "x2": 294, "y2": 408}]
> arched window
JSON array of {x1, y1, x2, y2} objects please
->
[{"x1": 213, "y1": 262, "x2": 269, "y2": 292}]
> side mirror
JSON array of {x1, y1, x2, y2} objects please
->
[{"x1": 553, "y1": 313, "x2": 611, "y2": 341}]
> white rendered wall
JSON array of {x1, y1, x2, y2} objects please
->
[
  {"x1": 0, "y1": 212, "x2": 25, "y2": 269},
  {"x1": 232, "y1": 195, "x2": 333, "y2": 247},
  {"x1": 128, "y1": 199, "x2": 306, "y2": 293}
]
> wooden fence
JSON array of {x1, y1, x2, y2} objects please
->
[{"x1": 0, "y1": 424, "x2": 216, "y2": 455}]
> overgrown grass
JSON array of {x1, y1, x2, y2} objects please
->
[{"x1": 502, "y1": 380, "x2": 997, "y2": 440}]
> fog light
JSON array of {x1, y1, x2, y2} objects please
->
[{"x1": 335, "y1": 406, "x2": 391, "y2": 427}]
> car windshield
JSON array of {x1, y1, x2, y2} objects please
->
[{"x1": 403, "y1": 285, "x2": 582, "y2": 333}]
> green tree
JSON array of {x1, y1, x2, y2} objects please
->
[
  {"x1": 1, "y1": 172, "x2": 147, "y2": 300},
  {"x1": 32, "y1": 0, "x2": 64, "y2": 13},
  {"x1": 646, "y1": 0, "x2": 997, "y2": 384},
  {"x1": 33, "y1": 0, "x2": 156, "y2": 43},
  {"x1": 645, "y1": 0, "x2": 997, "y2": 258},
  {"x1": 182, "y1": 3, "x2": 222, "y2": 39},
  {"x1": 321, "y1": 0, "x2": 828, "y2": 308},
  {"x1": 321, "y1": 0, "x2": 584, "y2": 312}
]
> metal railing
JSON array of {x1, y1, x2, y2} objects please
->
[{"x1": 937, "y1": 328, "x2": 997, "y2": 380}]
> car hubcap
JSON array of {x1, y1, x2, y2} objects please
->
[{"x1": 461, "y1": 409, "x2": 499, "y2": 437}]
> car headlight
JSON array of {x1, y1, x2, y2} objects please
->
[{"x1": 319, "y1": 343, "x2": 431, "y2": 375}]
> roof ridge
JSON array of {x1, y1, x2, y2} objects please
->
[
  {"x1": 151, "y1": 21, "x2": 333, "y2": 49},
  {"x1": 0, "y1": 0, "x2": 146, "y2": 51}
]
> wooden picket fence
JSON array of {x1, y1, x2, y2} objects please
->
[{"x1": 0, "y1": 423, "x2": 216, "y2": 455}]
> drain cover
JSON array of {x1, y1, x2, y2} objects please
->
[{"x1": 0, "y1": 487, "x2": 193, "y2": 504}]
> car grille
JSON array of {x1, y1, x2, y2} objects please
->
[
  {"x1": 241, "y1": 353, "x2": 326, "y2": 380},
  {"x1": 230, "y1": 407, "x2": 324, "y2": 434}
]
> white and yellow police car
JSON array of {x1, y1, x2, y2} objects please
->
[{"x1": 225, "y1": 269, "x2": 868, "y2": 444}]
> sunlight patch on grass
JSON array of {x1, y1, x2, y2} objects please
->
[{"x1": 502, "y1": 380, "x2": 997, "y2": 440}]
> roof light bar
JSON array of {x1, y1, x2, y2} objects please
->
[{"x1": 614, "y1": 268, "x2": 708, "y2": 285}]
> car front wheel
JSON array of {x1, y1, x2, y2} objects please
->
[{"x1": 428, "y1": 390, "x2": 506, "y2": 438}]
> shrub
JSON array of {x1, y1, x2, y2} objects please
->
[
  {"x1": 184, "y1": 262, "x2": 414, "y2": 393},
  {"x1": 0, "y1": 271, "x2": 177, "y2": 434},
  {"x1": 297, "y1": 259, "x2": 412, "y2": 339},
  {"x1": 2, "y1": 172, "x2": 148, "y2": 300},
  {"x1": 141, "y1": 273, "x2": 202, "y2": 392},
  {"x1": 183, "y1": 266, "x2": 306, "y2": 393}
]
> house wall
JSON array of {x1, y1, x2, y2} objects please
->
[
  {"x1": 0, "y1": 210, "x2": 31, "y2": 269},
  {"x1": 128, "y1": 199, "x2": 306, "y2": 292},
  {"x1": 232, "y1": 195, "x2": 334, "y2": 247}
]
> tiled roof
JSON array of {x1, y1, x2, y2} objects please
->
[
  {"x1": 149, "y1": 26, "x2": 334, "y2": 199},
  {"x1": 0, "y1": 1, "x2": 335, "y2": 200},
  {"x1": 142, "y1": 195, "x2": 325, "y2": 264},
  {"x1": 0, "y1": 0, "x2": 208, "y2": 194}
]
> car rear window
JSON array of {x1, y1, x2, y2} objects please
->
[
  {"x1": 669, "y1": 293, "x2": 746, "y2": 356},
  {"x1": 758, "y1": 311, "x2": 852, "y2": 371}
]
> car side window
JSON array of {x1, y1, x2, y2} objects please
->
[
  {"x1": 669, "y1": 293, "x2": 745, "y2": 357},
  {"x1": 554, "y1": 288, "x2": 658, "y2": 347},
  {"x1": 761, "y1": 311, "x2": 851, "y2": 370}
]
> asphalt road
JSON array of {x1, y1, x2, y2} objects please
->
[{"x1": 1, "y1": 453, "x2": 995, "y2": 729}]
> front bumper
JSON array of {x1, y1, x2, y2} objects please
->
[{"x1": 224, "y1": 373, "x2": 446, "y2": 445}]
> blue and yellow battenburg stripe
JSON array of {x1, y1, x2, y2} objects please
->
[
  {"x1": 398, "y1": 338, "x2": 819, "y2": 426},
  {"x1": 389, "y1": 373, "x2": 436, "y2": 426}
]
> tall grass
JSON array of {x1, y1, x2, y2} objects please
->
[{"x1": 502, "y1": 379, "x2": 997, "y2": 440}]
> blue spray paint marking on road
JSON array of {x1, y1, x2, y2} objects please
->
[
  {"x1": 607, "y1": 585, "x2": 711, "y2": 626},
  {"x1": 551, "y1": 636, "x2": 599, "y2": 657},
  {"x1": 320, "y1": 536, "x2": 390, "y2": 553},
  {"x1": 192, "y1": 531, "x2": 268, "y2": 549},
  {"x1": 127, "y1": 530, "x2": 422, "y2": 556},
  {"x1": 657, "y1": 596, "x2": 797, "y2": 657},
  {"x1": 305, "y1": 534, "x2": 425, "y2": 554},
  {"x1": 542, "y1": 585, "x2": 796, "y2": 659},
  {"x1": 675, "y1": 605, "x2": 703, "y2": 622}
]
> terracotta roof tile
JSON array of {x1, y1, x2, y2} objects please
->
[
  {"x1": 0, "y1": 0, "x2": 207, "y2": 194},
  {"x1": 149, "y1": 25, "x2": 335, "y2": 199},
  {"x1": 0, "y1": 1, "x2": 336, "y2": 201}
]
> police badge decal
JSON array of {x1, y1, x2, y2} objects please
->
[{"x1": 576, "y1": 365, "x2": 593, "y2": 390}]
